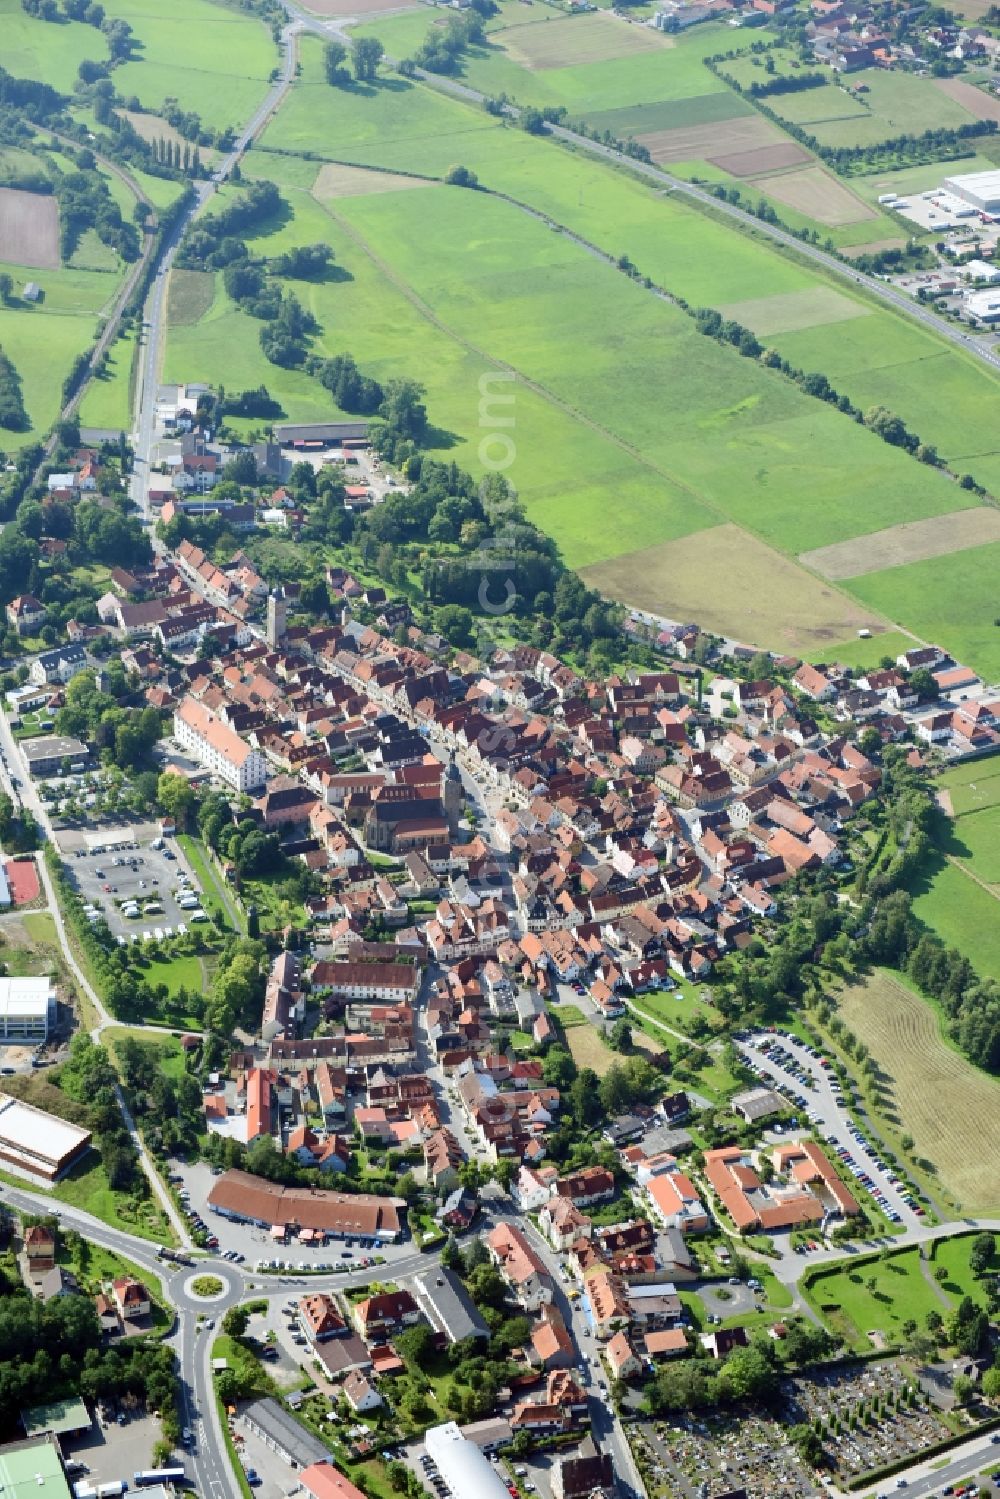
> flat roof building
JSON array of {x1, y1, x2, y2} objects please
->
[
  {"x1": 944, "y1": 168, "x2": 1000, "y2": 213},
  {"x1": 0, "y1": 1436, "x2": 73, "y2": 1499},
  {"x1": 0, "y1": 977, "x2": 55, "y2": 1043},
  {"x1": 425, "y1": 1423, "x2": 514, "y2": 1499},
  {"x1": 21, "y1": 737, "x2": 89, "y2": 778},
  {"x1": 0, "y1": 1096, "x2": 91, "y2": 1182}
]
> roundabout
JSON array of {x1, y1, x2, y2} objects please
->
[{"x1": 170, "y1": 1262, "x2": 245, "y2": 1313}]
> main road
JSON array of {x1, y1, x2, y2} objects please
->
[{"x1": 128, "y1": 19, "x2": 301, "y2": 523}]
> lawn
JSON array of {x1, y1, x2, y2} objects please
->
[
  {"x1": 836, "y1": 969, "x2": 1000, "y2": 1215},
  {"x1": 928, "y1": 1231, "x2": 1000, "y2": 1302},
  {"x1": 104, "y1": 1027, "x2": 188, "y2": 1081},
  {"x1": 0, "y1": 0, "x2": 108, "y2": 93},
  {"x1": 630, "y1": 979, "x2": 726, "y2": 1037},
  {"x1": 800, "y1": 629, "x2": 915, "y2": 670},
  {"x1": 803, "y1": 1246, "x2": 952, "y2": 1348}
]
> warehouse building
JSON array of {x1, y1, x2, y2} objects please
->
[
  {"x1": 0, "y1": 977, "x2": 55, "y2": 1043},
  {"x1": 943, "y1": 168, "x2": 1000, "y2": 214},
  {"x1": 425, "y1": 1423, "x2": 515, "y2": 1499},
  {"x1": 0, "y1": 1095, "x2": 91, "y2": 1182}
]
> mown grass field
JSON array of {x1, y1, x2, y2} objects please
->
[
  {"x1": 218, "y1": 38, "x2": 1000, "y2": 668},
  {"x1": 837, "y1": 969, "x2": 1000, "y2": 1213},
  {"x1": 806, "y1": 68, "x2": 980, "y2": 151},
  {"x1": 804, "y1": 1246, "x2": 953, "y2": 1347}
]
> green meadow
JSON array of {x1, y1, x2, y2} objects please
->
[
  {"x1": 99, "y1": 0, "x2": 277, "y2": 133},
  {"x1": 0, "y1": 0, "x2": 107, "y2": 93},
  {"x1": 0, "y1": 262, "x2": 124, "y2": 447},
  {"x1": 848, "y1": 541, "x2": 1000, "y2": 684}
]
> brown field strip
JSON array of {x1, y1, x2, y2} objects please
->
[
  {"x1": 838, "y1": 970, "x2": 1000, "y2": 1213},
  {"x1": 312, "y1": 162, "x2": 432, "y2": 199},
  {"x1": 800, "y1": 506, "x2": 1000, "y2": 581},
  {"x1": 934, "y1": 77, "x2": 1000, "y2": 123},
  {"x1": 498, "y1": 11, "x2": 671, "y2": 69},
  {"x1": 636, "y1": 114, "x2": 780, "y2": 164},
  {"x1": 840, "y1": 237, "x2": 906, "y2": 259},
  {"x1": 581, "y1": 523, "x2": 886, "y2": 653},
  {"x1": 719, "y1": 286, "x2": 868, "y2": 336},
  {"x1": 748, "y1": 165, "x2": 876, "y2": 226},
  {"x1": 301, "y1": 0, "x2": 417, "y2": 13},
  {"x1": 709, "y1": 142, "x2": 813, "y2": 176},
  {"x1": 0, "y1": 187, "x2": 59, "y2": 270}
]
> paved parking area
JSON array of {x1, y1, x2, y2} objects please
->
[
  {"x1": 68, "y1": 838, "x2": 207, "y2": 939},
  {"x1": 63, "y1": 1409, "x2": 163, "y2": 1485},
  {"x1": 737, "y1": 1029, "x2": 922, "y2": 1230}
]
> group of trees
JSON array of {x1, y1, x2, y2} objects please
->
[
  {"x1": 0, "y1": 348, "x2": 28, "y2": 432},
  {"x1": 57, "y1": 1034, "x2": 144, "y2": 1193},
  {"x1": 0, "y1": 1256, "x2": 179, "y2": 1446},
  {"x1": 409, "y1": 10, "x2": 488, "y2": 75},
  {"x1": 323, "y1": 38, "x2": 385, "y2": 86},
  {"x1": 648, "y1": 1321, "x2": 834, "y2": 1415},
  {"x1": 116, "y1": 1035, "x2": 204, "y2": 1159},
  {"x1": 179, "y1": 182, "x2": 338, "y2": 369},
  {"x1": 54, "y1": 668, "x2": 164, "y2": 770},
  {"x1": 308, "y1": 351, "x2": 384, "y2": 414},
  {"x1": 53, "y1": 164, "x2": 141, "y2": 262}
]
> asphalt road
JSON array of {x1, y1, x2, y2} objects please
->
[{"x1": 129, "y1": 22, "x2": 300, "y2": 522}]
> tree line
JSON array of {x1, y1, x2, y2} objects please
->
[{"x1": 0, "y1": 348, "x2": 28, "y2": 433}]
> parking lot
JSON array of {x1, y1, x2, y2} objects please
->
[
  {"x1": 737, "y1": 1029, "x2": 923, "y2": 1230},
  {"x1": 69, "y1": 837, "x2": 209, "y2": 939},
  {"x1": 62, "y1": 1407, "x2": 163, "y2": 1486}
]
